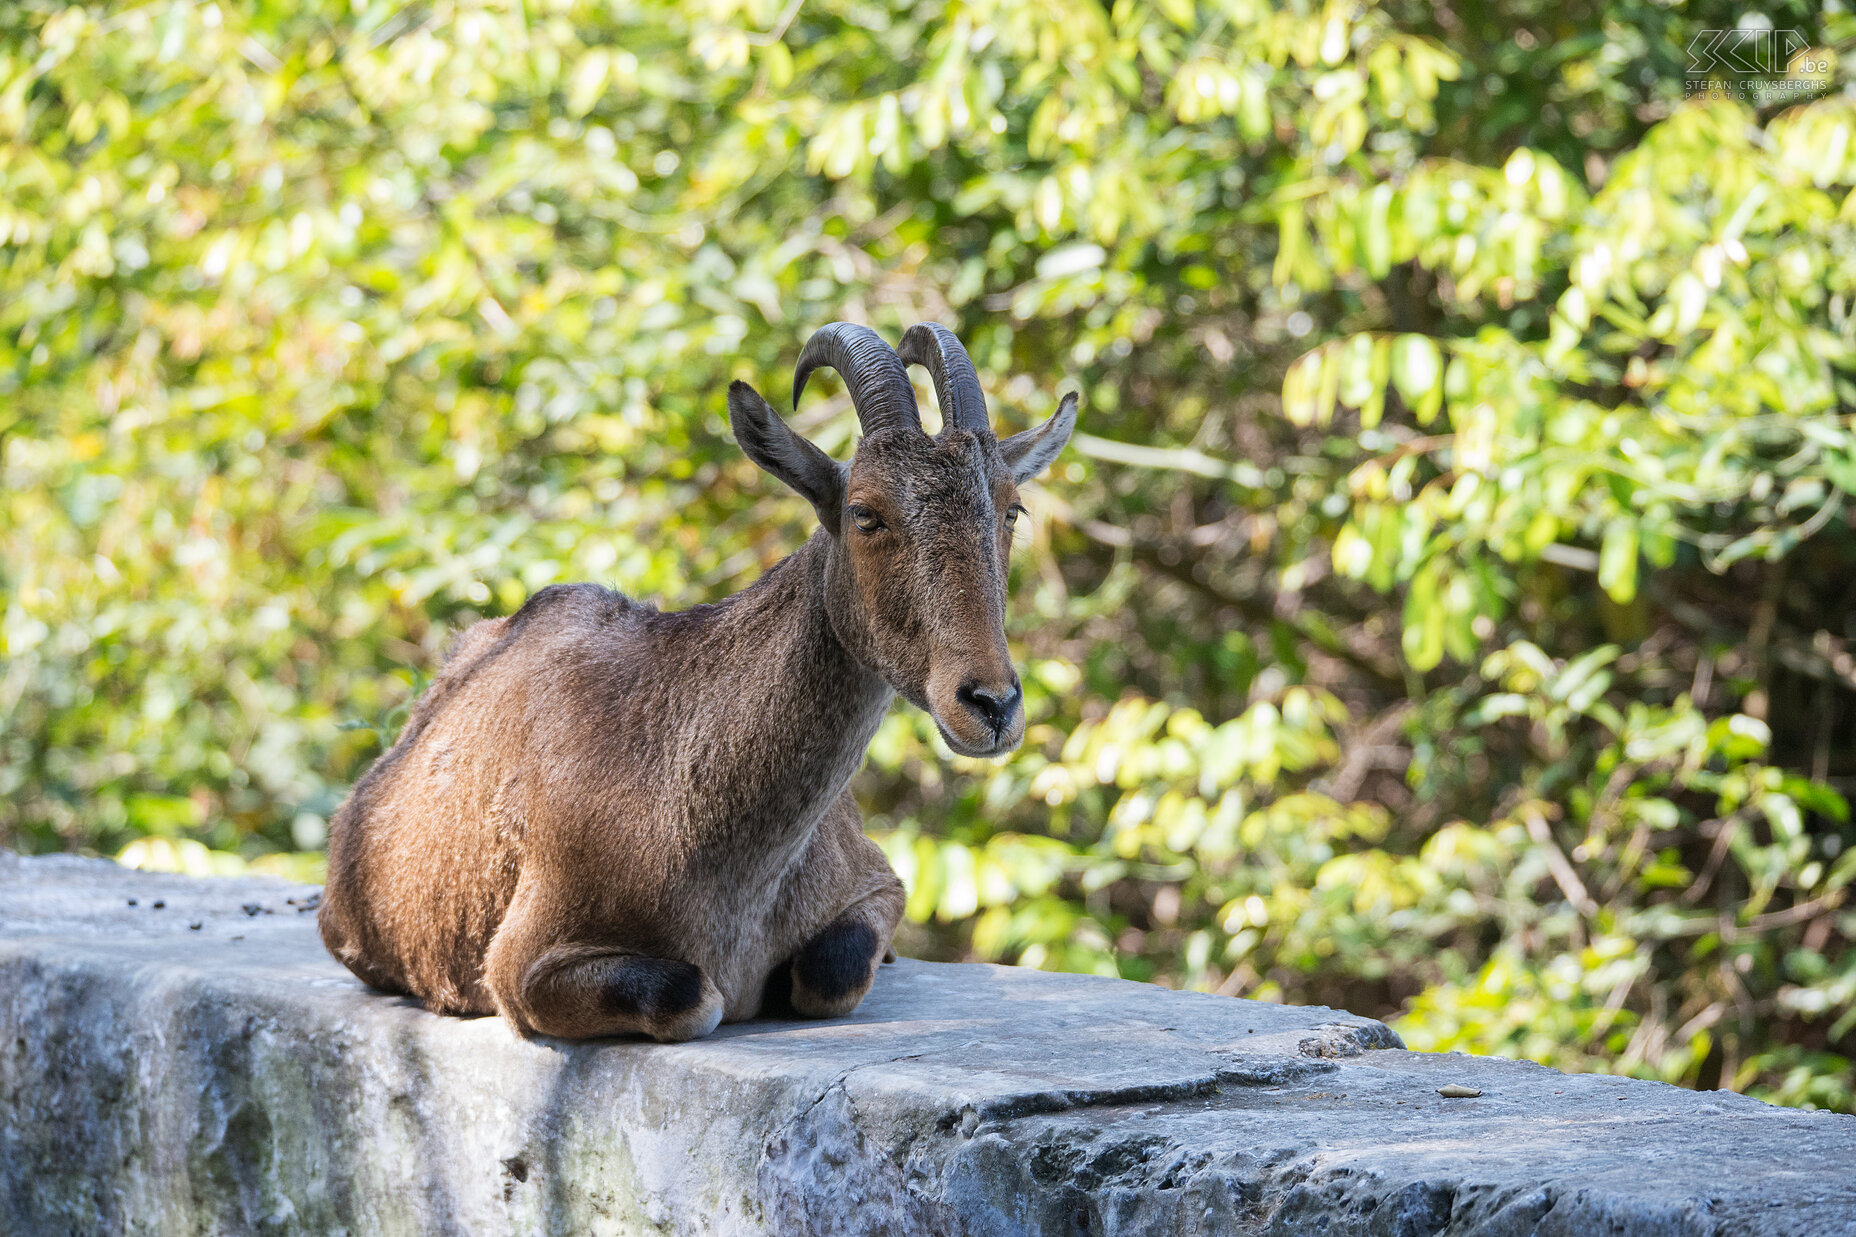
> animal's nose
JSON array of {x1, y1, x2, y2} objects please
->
[{"x1": 956, "y1": 678, "x2": 1022, "y2": 734}]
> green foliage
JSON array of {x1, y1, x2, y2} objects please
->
[{"x1": 4, "y1": 0, "x2": 1854, "y2": 1110}]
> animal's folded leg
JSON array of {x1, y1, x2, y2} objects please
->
[
  {"x1": 517, "y1": 945, "x2": 724, "y2": 1042},
  {"x1": 786, "y1": 889, "x2": 901, "y2": 1019}
]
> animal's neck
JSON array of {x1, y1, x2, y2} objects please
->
[
  {"x1": 765, "y1": 530, "x2": 888, "y2": 706},
  {"x1": 708, "y1": 530, "x2": 893, "y2": 807}
]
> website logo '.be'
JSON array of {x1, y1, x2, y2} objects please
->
[
  {"x1": 1687, "y1": 28, "x2": 1829, "y2": 77},
  {"x1": 1686, "y1": 28, "x2": 1830, "y2": 101}
]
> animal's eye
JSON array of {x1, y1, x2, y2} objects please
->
[
  {"x1": 1004, "y1": 503, "x2": 1026, "y2": 525},
  {"x1": 848, "y1": 505, "x2": 885, "y2": 534}
]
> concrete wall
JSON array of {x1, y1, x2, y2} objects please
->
[{"x1": 3, "y1": 852, "x2": 1854, "y2": 1235}]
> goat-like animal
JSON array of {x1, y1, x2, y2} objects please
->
[{"x1": 318, "y1": 322, "x2": 1077, "y2": 1040}]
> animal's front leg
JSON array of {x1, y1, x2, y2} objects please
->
[
  {"x1": 503, "y1": 940, "x2": 725, "y2": 1042},
  {"x1": 782, "y1": 882, "x2": 905, "y2": 1019}
]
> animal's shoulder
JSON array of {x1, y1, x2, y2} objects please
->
[
  {"x1": 510, "y1": 582, "x2": 635, "y2": 632},
  {"x1": 437, "y1": 583, "x2": 636, "y2": 675}
]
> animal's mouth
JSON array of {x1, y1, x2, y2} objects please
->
[{"x1": 931, "y1": 716, "x2": 1022, "y2": 760}]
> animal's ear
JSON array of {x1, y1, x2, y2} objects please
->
[
  {"x1": 729, "y1": 380, "x2": 846, "y2": 526},
  {"x1": 999, "y1": 391, "x2": 1079, "y2": 483}
]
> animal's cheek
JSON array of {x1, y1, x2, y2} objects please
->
[
  {"x1": 876, "y1": 582, "x2": 924, "y2": 641},
  {"x1": 857, "y1": 547, "x2": 918, "y2": 613},
  {"x1": 845, "y1": 535, "x2": 898, "y2": 584}
]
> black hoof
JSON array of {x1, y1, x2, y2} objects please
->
[
  {"x1": 599, "y1": 957, "x2": 704, "y2": 1019},
  {"x1": 793, "y1": 919, "x2": 879, "y2": 1003}
]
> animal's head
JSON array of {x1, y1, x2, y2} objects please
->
[{"x1": 728, "y1": 322, "x2": 1077, "y2": 757}]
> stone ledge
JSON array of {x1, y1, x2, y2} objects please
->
[{"x1": 3, "y1": 852, "x2": 1853, "y2": 1236}]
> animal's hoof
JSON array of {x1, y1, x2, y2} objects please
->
[
  {"x1": 790, "y1": 918, "x2": 881, "y2": 1018},
  {"x1": 646, "y1": 983, "x2": 724, "y2": 1042},
  {"x1": 599, "y1": 957, "x2": 724, "y2": 1042}
]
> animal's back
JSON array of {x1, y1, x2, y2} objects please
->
[{"x1": 319, "y1": 584, "x2": 638, "y2": 1012}]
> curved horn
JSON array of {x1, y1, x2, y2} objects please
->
[
  {"x1": 792, "y1": 322, "x2": 921, "y2": 437},
  {"x1": 897, "y1": 322, "x2": 989, "y2": 435}
]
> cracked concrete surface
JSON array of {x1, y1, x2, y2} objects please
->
[{"x1": 4, "y1": 853, "x2": 1854, "y2": 1235}]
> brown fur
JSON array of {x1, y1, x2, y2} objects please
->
[{"x1": 319, "y1": 327, "x2": 1077, "y2": 1041}]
